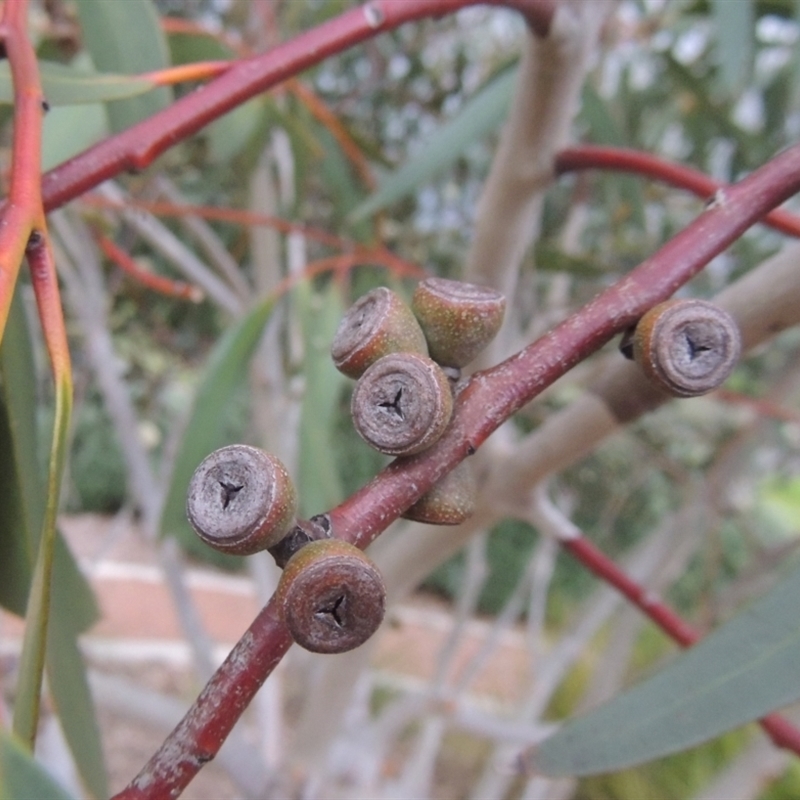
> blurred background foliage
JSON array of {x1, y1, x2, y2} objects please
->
[{"x1": 8, "y1": 0, "x2": 800, "y2": 796}]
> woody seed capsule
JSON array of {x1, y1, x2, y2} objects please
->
[
  {"x1": 632, "y1": 299, "x2": 741, "y2": 398},
  {"x1": 351, "y1": 352, "x2": 453, "y2": 456},
  {"x1": 331, "y1": 287, "x2": 428, "y2": 379},
  {"x1": 186, "y1": 444, "x2": 297, "y2": 555},
  {"x1": 403, "y1": 460, "x2": 476, "y2": 525},
  {"x1": 411, "y1": 277, "x2": 506, "y2": 368},
  {"x1": 277, "y1": 539, "x2": 386, "y2": 654}
]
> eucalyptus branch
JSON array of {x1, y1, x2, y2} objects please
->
[
  {"x1": 114, "y1": 136, "x2": 800, "y2": 799},
  {"x1": 0, "y1": 0, "x2": 44, "y2": 338},
  {"x1": 326, "y1": 140, "x2": 800, "y2": 550},
  {"x1": 38, "y1": 0, "x2": 555, "y2": 214}
]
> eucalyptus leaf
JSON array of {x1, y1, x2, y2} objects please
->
[
  {"x1": 296, "y1": 282, "x2": 346, "y2": 516},
  {"x1": 0, "y1": 397, "x2": 32, "y2": 615},
  {"x1": 46, "y1": 616, "x2": 107, "y2": 799},
  {"x1": 207, "y1": 97, "x2": 269, "y2": 164},
  {"x1": 532, "y1": 559, "x2": 800, "y2": 776},
  {"x1": 74, "y1": 0, "x2": 171, "y2": 132},
  {"x1": 710, "y1": 0, "x2": 754, "y2": 95},
  {"x1": 42, "y1": 103, "x2": 109, "y2": 172},
  {"x1": 0, "y1": 61, "x2": 154, "y2": 106},
  {"x1": 0, "y1": 289, "x2": 104, "y2": 795},
  {"x1": 0, "y1": 730, "x2": 77, "y2": 800},
  {"x1": 349, "y1": 65, "x2": 518, "y2": 221}
]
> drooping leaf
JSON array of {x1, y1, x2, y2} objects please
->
[
  {"x1": 158, "y1": 295, "x2": 276, "y2": 559},
  {"x1": 0, "y1": 290, "x2": 98, "y2": 629},
  {"x1": 46, "y1": 615, "x2": 107, "y2": 799},
  {"x1": 296, "y1": 282, "x2": 346, "y2": 516},
  {"x1": 74, "y1": 0, "x2": 171, "y2": 132},
  {"x1": 532, "y1": 559, "x2": 800, "y2": 776},
  {"x1": 0, "y1": 61, "x2": 155, "y2": 106},
  {"x1": 349, "y1": 65, "x2": 518, "y2": 221},
  {"x1": 0, "y1": 290, "x2": 37, "y2": 614},
  {"x1": 0, "y1": 290, "x2": 105, "y2": 796},
  {"x1": 0, "y1": 398, "x2": 32, "y2": 615},
  {"x1": 165, "y1": 29, "x2": 270, "y2": 164},
  {"x1": 0, "y1": 730, "x2": 77, "y2": 800}
]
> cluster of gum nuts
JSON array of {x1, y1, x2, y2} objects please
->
[
  {"x1": 186, "y1": 277, "x2": 506, "y2": 655},
  {"x1": 186, "y1": 288, "x2": 742, "y2": 655}
]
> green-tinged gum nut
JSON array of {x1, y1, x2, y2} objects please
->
[
  {"x1": 411, "y1": 277, "x2": 506, "y2": 368},
  {"x1": 277, "y1": 539, "x2": 386, "y2": 654},
  {"x1": 402, "y1": 460, "x2": 476, "y2": 525},
  {"x1": 186, "y1": 444, "x2": 298, "y2": 555},
  {"x1": 331, "y1": 287, "x2": 428, "y2": 379},
  {"x1": 632, "y1": 299, "x2": 742, "y2": 398}
]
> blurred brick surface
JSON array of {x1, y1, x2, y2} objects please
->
[{"x1": 2, "y1": 514, "x2": 529, "y2": 706}]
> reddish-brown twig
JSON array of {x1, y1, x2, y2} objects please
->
[
  {"x1": 95, "y1": 233, "x2": 204, "y2": 302},
  {"x1": 715, "y1": 388, "x2": 800, "y2": 424},
  {"x1": 0, "y1": 0, "x2": 47, "y2": 337},
  {"x1": 327, "y1": 141, "x2": 800, "y2": 551},
  {"x1": 39, "y1": 0, "x2": 555, "y2": 213},
  {"x1": 556, "y1": 145, "x2": 800, "y2": 239}
]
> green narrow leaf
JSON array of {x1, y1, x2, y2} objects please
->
[
  {"x1": 0, "y1": 290, "x2": 37, "y2": 615},
  {"x1": 0, "y1": 61, "x2": 155, "y2": 106},
  {"x1": 0, "y1": 290, "x2": 43, "y2": 553},
  {"x1": 0, "y1": 290, "x2": 105, "y2": 795},
  {"x1": 42, "y1": 103, "x2": 108, "y2": 172},
  {"x1": 46, "y1": 617, "x2": 107, "y2": 799},
  {"x1": 710, "y1": 0, "x2": 754, "y2": 95},
  {"x1": 532, "y1": 560, "x2": 800, "y2": 777},
  {"x1": 158, "y1": 296, "x2": 276, "y2": 555},
  {"x1": 74, "y1": 0, "x2": 171, "y2": 132},
  {"x1": 296, "y1": 282, "x2": 346, "y2": 516},
  {"x1": 579, "y1": 84, "x2": 645, "y2": 227},
  {"x1": 207, "y1": 97, "x2": 269, "y2": 164},
  {"x1": 0, "y1": 292, "x2": 97, "y2": 629},
  {"x1": 0, "y1": 398, "x2": 32, "y2": 615},
  {"x1": 349, "y1": 65, "x2": 518, "y2": 221},
  {"x1": 0, "y1": 730, "x2": 77, "y2": 800},
  {"x1": 14, "y1": 368, "x2": 72, "y2": 750}
]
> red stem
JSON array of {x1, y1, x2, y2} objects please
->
[
  {"x1": 39, "y1": 0, "x2": 554, "y2": 213},
  {"x1": 0, "y1": 0, "x2": 45, "y2": 336},
  {"x1": 563, "y1": 537, "x2": 698, "y2": 646},
  {"x1": 561, "y1": 536, "x2": 800, "y2": 753},
  {"x1": 115, "y1": 601, "x2": 293, "y2": 800},
  {"x1": 95, "y1": 233, "x2": 204, "y2": 302},
  {"x1": 556, "y1": 145, "x2": 800, "y2": 239}
]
